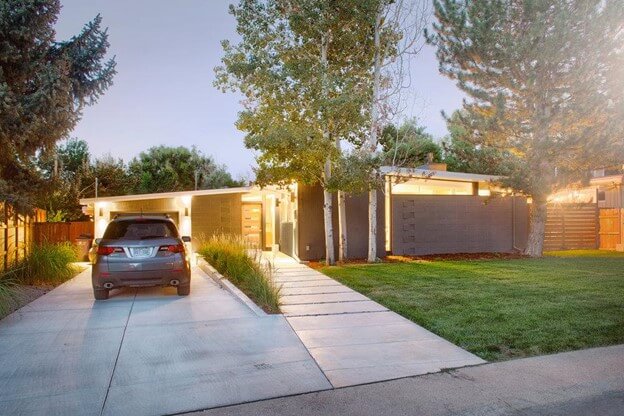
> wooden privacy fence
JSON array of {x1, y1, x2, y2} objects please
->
[
  {"x1": 0, "y1": 203, "x2": 46, "y2": 271},
  {"x1": 33, "y1": 221, "x2": 94, "y2": 245},
  {"x1": 544, "y1": 203, "x2": 599, "y2": 251},
  {"x1": 599, "y1": 208, "x2": 623, "y2": 250}
]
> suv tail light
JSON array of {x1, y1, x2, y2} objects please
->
[
  {"x1": 97, "y1": 246, "x2": 124, "y2": 256},
  {"x1": 159, "y1": 244, "x2": 185, "y2": 254}
]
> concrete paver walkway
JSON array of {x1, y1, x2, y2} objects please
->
[
  {"x1": 0, "y1": 267, "x2": 330, "y2": 416},
  {"x1": 269, "y1": 254, "x2": 485, "y2": 387}
]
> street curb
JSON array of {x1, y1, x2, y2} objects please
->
[{"x1": 196, "y1": 257, "x2": 267, "y2": 317}]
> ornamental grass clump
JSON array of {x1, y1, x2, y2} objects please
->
[
  {"x1": 7, "y1": 243, "x2": 78, "y2": 286},
  {"x1": 0, "y1": 275, "x2": 18, "y2": 316},
  {"x1": 197, "y1": 234, "x2": 281, "y2": 313}
]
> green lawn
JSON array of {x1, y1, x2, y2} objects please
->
[{"x1": 320, "y1": 250, "x2": 624, "y2": 361}]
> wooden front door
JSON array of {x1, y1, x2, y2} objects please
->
[{"x1": 242, "y1": 203, "x2": 262, "y2": 248}]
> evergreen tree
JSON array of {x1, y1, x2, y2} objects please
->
[
  {"x1": 0, "y1": 0, "x2": 116, "y2": 211},
  {"x1": 381, "y1": 119, "x2": 442, "y2": 168},
  {"x1": 427, "y1": 0, "x2": 624, "y2": 256}
]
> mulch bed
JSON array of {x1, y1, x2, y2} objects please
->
[
  {"x1": 0, "y1": 284, "x2": 55, "y2": 320},
  {"x1": 308, "y1": 252, "x2": 527, "y2": 269}
]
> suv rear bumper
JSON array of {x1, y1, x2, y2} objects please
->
[{"x1": 92, "y1": 269, "x2": 191, "y2": 289}]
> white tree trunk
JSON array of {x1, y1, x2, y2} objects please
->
[
  {"x1": 338, "y1": 190, "x2": 347, "y2": 262},
  {"x1": 319, "y1": 32, "x2": 336, "y2": 265},
  {"x1": 524, "y1": 197, "x2": 547, "y2": 257},
  {"x1": 323, "y1": 159, "x2": 336, "y2": 265},
  {"x1": 367, "y1": 7, "x2": 383, "y2": 263},
  {"x1": 367, "y1": 189, "x2": 378, "y2": 262}
]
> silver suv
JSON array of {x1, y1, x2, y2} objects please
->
[{"x1": 91, "y1": 215, "x2": 192, "y2": 300}]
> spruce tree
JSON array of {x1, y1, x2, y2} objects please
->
[{"x1": 0, "y1": 0, "x2": 116, "y2": 210}]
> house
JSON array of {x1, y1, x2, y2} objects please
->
[
  {"x1": 80, "y1": 164, "x2": 529, "y2": 261},
  {"x1": 549, "y1": 166, "x2": 624, "y2": 208}
]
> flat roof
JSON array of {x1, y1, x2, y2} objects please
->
[
  {"x1": 589, "y1": 174, "x2": 624, "y2": 185},
  {"x1": 380, "y1": 166, "x2": 502, "y2": 183},
  {"x1": 80, "y1": 186, "x2": 255, "y2": 205}
]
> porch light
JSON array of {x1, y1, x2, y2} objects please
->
[{"x1": 180, "y1": 195, "x2": 192, "y2": 207}]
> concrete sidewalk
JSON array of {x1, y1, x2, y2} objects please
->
[
  {"x1": 193, "y1": 344, "x2": 624, "y2": 416},
  {"x1": 269, "y1": 254, "x2": 485, "y2": 387}
]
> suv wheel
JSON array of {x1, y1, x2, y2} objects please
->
[
  {"x1": 93, "y1": 288, "x2": 109, "y2": 300},
  {"x1": 177, "y1": 284, "x2": 190, "y2": 296}
]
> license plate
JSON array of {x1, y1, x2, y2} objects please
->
[{"x1": 131, "y1": 247, "x2": 152, "y2": 258}]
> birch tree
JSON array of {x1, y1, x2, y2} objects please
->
[
  {"x1": 366, "y1": 0, "x2": 430, "y2": 262},
  {"x1": 427, "y1": 0, "x2": 624, "y2": 256},
  {"x1": 216, "y1": 0, "x2": 374, "y2": 264}
]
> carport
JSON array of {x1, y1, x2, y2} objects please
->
[{"x1": 80, "y1": 186, "x2": 298, "y2": 253}]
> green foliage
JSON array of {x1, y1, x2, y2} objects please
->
[
  {"x1": 128, "y1": 146, "x2": 244, "y2": 194},
  {"x1": 216, "y1": 0, "x2": 378, "y2": 188},
  {"x1": 4, "y1": 243, "x2": 78, "y2": 286},
  {"x1": 321, "y1": 253, "x2": 624, "y2": 361},
  {"x1": 35, "y1": 140, "x2": 242, "y2": 218},
  {"x1": 326, "y1": 150, "x2": 383, "y2": 193},
  {"x1": 442, "y1": 110, "x2": 526, "y2": 180},
  {"x1": 0, "y1": 1, "x2": 116, "y2": 210},
  {"x1": 380, "y1": 120, "x2": 442, "y2": 167},
  {"x1": 197, "y1": 234, "x2": 280, "y2": 313},
  {"x1": 87, "y1": 155, "x2": 134, "y2": 197}
]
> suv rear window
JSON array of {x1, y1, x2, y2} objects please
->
[{"x1": 103, "y1": 220, "x2": 179, "y2": 240}]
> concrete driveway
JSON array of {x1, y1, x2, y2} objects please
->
[{"x1": 0, "y1": 267, "x2": 331, "y2": 416}]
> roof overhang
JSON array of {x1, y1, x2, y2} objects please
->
[
  {"x1": 79, "y1": 186, "x2": 255, "y2": 206},
  {"x1": 380, "y1": 166, "x2": 503, "y2": 183},
  {"x1": 589, "y1": 174, "x2": 624, "y2": 185}
]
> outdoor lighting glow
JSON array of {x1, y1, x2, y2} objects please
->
[
  {"x1": 181, "y1": 195, "x2": 192, "y2": 207},
  {"x1": 181, "y1": 216, "x2": 192, "y2": 236},
  {"x1": 97, "y1": 218, "x2": 108, "y2": 238}
]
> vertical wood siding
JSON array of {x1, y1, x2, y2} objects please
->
[{"x1": 191, "y1": 194, "x2": 243, "y2": 241}]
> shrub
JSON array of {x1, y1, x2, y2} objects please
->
[
  {"x1": 6, "y1": 243, "x2": 78, "y2": 286},
  {"x1": 197, "y1": 234, "x2": 281, "y2": 313}
]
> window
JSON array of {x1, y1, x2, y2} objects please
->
[
  {"x1": 392, "y1": 178, "x2": 473, "y2": 195},
  {"x1": 597, "y1": 190, "x2": 606, "y2": 202},
  {"x1": 103, "y1": 219, "x2": 179, "y2": 240}
]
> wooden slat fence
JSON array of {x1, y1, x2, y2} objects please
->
[
  {"x1": 0, "y1": 203, "x2": 46, "y2": 271},
  {"x1": 544, "y1": 203, "x2": 599, "y2": 251},
  {"x1": 33, "y1": 222, "x2": 94, "y2": 245},
  {"x1": 599, "y1": 208, "x2": 623, "y2": 250}
]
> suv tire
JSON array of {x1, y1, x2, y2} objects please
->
[
  {"x1": 177, "y1": 284, "x2": 190, "y2": 296},
  {"x1": 93, "y1": 288, "x2": 109, "y2": 300}
]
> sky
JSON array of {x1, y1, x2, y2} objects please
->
[{"x1": 55, "y1": 0, "x2": 465, "y2": 179}]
